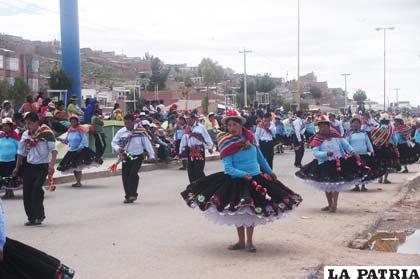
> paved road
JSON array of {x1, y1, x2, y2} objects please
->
[{"x1": 3, "y1": 151, "x2": 420, "y2": 278}]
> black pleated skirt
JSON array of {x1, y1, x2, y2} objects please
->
[
  {"x1": 0, "y1": 238, "x2": 75, "y2": 279},
  {"x1": 57, "y1": 147, "x2": 103, "y2": 174},
  {"x1": 181, "y1": 172, "x2": 302, "y2": 227}
]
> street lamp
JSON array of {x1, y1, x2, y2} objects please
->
[
  {"x1": 376, "y1": 26, "x2": 395, "y2": 111},
  {"x1": 341, "y1": 73, "x2": 350, "y2": 111},
  {"x1": 393, "y1": 88, "x2": 400, "y2": 106}
]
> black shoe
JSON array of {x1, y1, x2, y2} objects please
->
[
  {"x1": 33, "y1": 219, "x2": 43, "y2": 225},
  {"x1": 402, "y1": 169, "x2": 408, "y2": 173},
  {"x1": 25, "y1": 220, "x2": 35, "y2": 226},
  {"x1": 123, "y1": 199, "x2": 134, "y2": 204}
]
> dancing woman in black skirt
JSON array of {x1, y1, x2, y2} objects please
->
[
  {"x1": 181, "y1": 110, "x2": 302, "y2": 252},
  {"x1": 57, "y1": 116, "x2": 103, "y2": 187},
  {"x1": 0, "y1": 199, "x2": 75, "y2": 278},
  {"x1": 393, "y1": 115, "x2": 419, "y2": 173}
]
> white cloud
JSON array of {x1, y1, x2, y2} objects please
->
[{"x1": 0, "y1": 0, "x2": 419, "y2": 105}]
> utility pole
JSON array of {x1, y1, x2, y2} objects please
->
[
  {"x1": 393, "y1": 88, "x2": 400, "y2": 107},
  {"x1": 296, "y1": 0, "x2": 301, "y2": 111},
  {"x1": 341, "y1": 73, "x2": 351, "y2": 111},
  {"x1": 239, "y1": 48, "x2": 252, "y2": 107},
  {"x1": 376, "y1": 27, "x2": 395, "y2": 111}
]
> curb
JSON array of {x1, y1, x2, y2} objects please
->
[
  {"x1": 52, "y1": 154, "x2": 220, "y2": 185},
  {"x1": 346, "y1": 171, "x2": 420, "y2": 248}
]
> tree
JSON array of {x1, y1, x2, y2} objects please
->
[
  {"x1": 353, "y1": 89, "x2": 367, "y2": 102},
  {"x1": 49, "y1": 68, "x2": 73, "y2": 90},
  {"x1": 198, "y1": 58, "x2": 224, "y2": 86},
  {"x1": 0, "y1": 79, "x2": 10, "y2": 105},
  {"x1": 147, "y1": 57, "x2": 170, "y2": 91},
  {"x1": 198, "y1": 58, "x2": 224, "y2": 113},
  {"x1": 255, "y1": 73, "x2": 275, "y2": 93},
  {"x1": 237, "y1": 80, "x2": 256, "y2": 106},
  {"x1": 10, "y1": 78, "x2": 31, "y2": 109},
  {"x1": 309, "y1": 86, "x2": 322, "y2": 99},
  {"x1": 181, "y1": 78, "x2": 193, "y2": 110},
  {"x1": 201, "y1": 94, "x2": 209, "y2": 114}
]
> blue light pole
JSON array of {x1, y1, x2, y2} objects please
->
[{"x1": 60, "y1": 0, "x2": 81, "y2": 106}]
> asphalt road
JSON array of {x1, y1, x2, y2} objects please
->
[{"x1": 3, "y1": 151, "x2": 420, "y2": 279}]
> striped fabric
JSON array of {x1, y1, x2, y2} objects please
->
[
  {"x1": 371, "y1": 124, "x2": 393, "y2": 147},
  {"x1": 217, "y1": 128, "x2": 255, "y2": 159}
]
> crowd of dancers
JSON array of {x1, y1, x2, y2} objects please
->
[{"x1": 0, "y1": 93, "x2": 419, "y2": 276}]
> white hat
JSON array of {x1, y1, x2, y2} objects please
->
[
  {"x1": 221, "y1": 109, "x2": 246, "y2": 125},
  {"x1": 140, "y1": 112, "x2": 146, "y2": 116},
  {"x1": 44, "y1": 112, "x2": 54, "y2": 118},
  {"x1": 150, "y1": 123, "x2": 158, "y2": 128},
  {"x1": 394, "y1": 114, "x2": 404, "y2": 121},
  {"x1": 1, "y1": 117, "x2": 13, "y2": 124},
  {"x1": 380, "y1": 113, "x2": 390, "y2": 121},
  {"x1": 48, "y1": 102, "x2": 56, "y2": 109},
  {"x1": 2, "y1": 100, "x2": 10, "y2": 105},
  {"x1": 141, "y1": 120, "x2": 150, "y2": 126}
]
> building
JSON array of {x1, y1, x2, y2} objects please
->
[{"x1": 0, "y1": 48, "x2": 40, "y2": 92}]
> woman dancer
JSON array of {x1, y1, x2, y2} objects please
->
[
  {"x1": 393, "y1": 115, "x2": 419, "y2": 173},
  {"x1": 415, "y1": 118, "x2": 420, "y2": 159},
  {"x1": 371, "y1": 114, "x2": 401, "y2": 184},
  {"x1": 296, "y1": 115, "x2": 367, "y2": 212},
  {"x1": 346, "y1": 116, "x2": 385, "y2": 191},
  {"x1": 0, "y1": 118, "x2": 21, "y2": 199},
  {"x1": 0, "y1": 198, "x2": 75, "y2": 278},
  {"x1": 57, "y1": 116, "x2": 103, "y2": 187},
  {"x1": 181, "y1": 110, "x2": 302, "y2": 252}
]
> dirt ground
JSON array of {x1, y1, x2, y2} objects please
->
[{"x1": 3, "y1": 152, "x2": 420, "y2": 279}]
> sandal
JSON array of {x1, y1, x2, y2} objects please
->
[
  {"x1": 245, "y1": 244, "x2": 257, "y2": 253},
  {"x1": 228, "y1": 243, "x2": 245, "y2": 250}
]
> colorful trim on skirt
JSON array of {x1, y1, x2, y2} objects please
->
[
  {"x1": 181, "y1": 172, "x2": 302, "y2": 227},
  {"x1": 295, "y1": 157, "x2": 372, "y2": 192},
  {"x1": 57, "y1": 147, "x2": 103, "y2": 174}
]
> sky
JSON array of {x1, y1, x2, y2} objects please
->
[{"x1": 0, "y1": 0, "x2": 419, "y2": 106}]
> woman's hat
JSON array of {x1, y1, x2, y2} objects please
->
[
  {"x1": 317, "y1": 115, "x2": 330, "y2": 124},
  {"x1": 70, "y1": 95, "x2": 78, "y2": 101},
  {"x1": 380, "y1": 113, "x2": 390, "y2": 121},
  {"x1": 48, "y1": 102, "x2": 56, "y2": 109},
  {"x1": 44, "y1": 112, "x2": 54, "y2": 118},
  {"x1": 350, "y1": 115, "x2": 362, "y2": 124},
  {"x1": 2, "y1": 100, "x2": 10, "y2": 105},
  {"x1": 141, "y1": 120, "x2": 151, "y2": 126},
  {"x1": 221, "y1": 109, "x2": 246, "y2": 125},
  {"x1": 1, "y1": 117, "x2": 13, "y2": 124},
  {"x1": 394, "y1": 114, "x2": 404, "y2": 121}
]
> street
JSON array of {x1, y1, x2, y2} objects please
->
[{"x1": 3, "y1": 151, "x2": 420, "y2": 279}]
